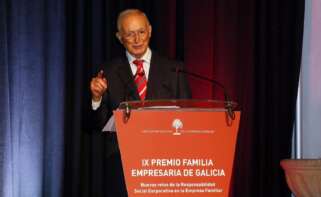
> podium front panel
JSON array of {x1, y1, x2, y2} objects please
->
[{"x1": 114, "y1": 109, "x2": 240, "y2": 197}]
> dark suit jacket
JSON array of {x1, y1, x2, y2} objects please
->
[
  {"x1": 91, "y1": 52, "x2": 191, "y2": 134},
  {"x1": 89, "y1": 52, "x2": 191, "y2": 196}
]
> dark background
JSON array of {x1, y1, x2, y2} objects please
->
[{"x1": 0, "y1": 0, "x2": 304, "y2": 196}]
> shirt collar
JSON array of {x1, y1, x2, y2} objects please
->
[{"x1": 126, "y1": 48, "x2": 152, "y2": 64}]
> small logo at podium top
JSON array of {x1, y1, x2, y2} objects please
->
[{"x1": 172, "y1": 119, "x2": 183, "y2": 135}]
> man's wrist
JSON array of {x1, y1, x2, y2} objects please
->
[{"x1": 92, "y1": 97, "x2": 102, "y2": 110}]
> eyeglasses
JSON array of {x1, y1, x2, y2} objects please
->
[{"x1": 121, "y1": 29, "x2": 149, "y2": 42}]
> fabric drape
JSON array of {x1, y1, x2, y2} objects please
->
[{"x1": 0, "y1": 0, "x2": 65, "y2": 197}]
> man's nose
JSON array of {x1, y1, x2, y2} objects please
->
[{"x1": 134, "y1": 32, "x2": 141, "y2": 43}]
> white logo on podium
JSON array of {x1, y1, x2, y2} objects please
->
[{"x1": 172, "y1": 119, "x2": 183, "y2": 135}]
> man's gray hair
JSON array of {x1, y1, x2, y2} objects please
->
[{"x1": 117, "y1": 9, "x2": 150, "y2": 32}]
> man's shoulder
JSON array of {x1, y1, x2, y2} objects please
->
[{"x1": 151, "y1": 51, "x2": 184, "y2": 67}]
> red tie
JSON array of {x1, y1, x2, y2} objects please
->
[{"x1": 133, "y1": 59, "x2": 147, "y2": 100}]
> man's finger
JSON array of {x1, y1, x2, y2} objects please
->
[
  {"x1": 97, "y1": 70, "x2": 104, "y2": 78},
  {"x1": 95, "y1": 78, "x2": 107, "y2": 89},
  {"x1": 91, "y1": 87, "x2": 104, "y2": 95}
]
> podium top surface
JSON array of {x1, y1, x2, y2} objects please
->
[{"x1": 118, "y1": 99, "x2": 238, "y2": 111}]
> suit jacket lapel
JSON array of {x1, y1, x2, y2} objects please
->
[
  {"x1": 115, "y1": 57, "x2": 140, "y2": 101},
  {"x1": 146, "y1": 53, "x2": 163, "y2": 100}
]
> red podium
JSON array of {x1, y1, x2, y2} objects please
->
[{"x1": 114, "y1": 100, "x2": 241, "y2": 197}]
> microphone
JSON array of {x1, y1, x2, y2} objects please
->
[
  {"x1": 172, "y1": 67, "x2": 235, "y2": 120},
  {"x1": 118, "y1": 74, "x2": 136, "y2": 123}
]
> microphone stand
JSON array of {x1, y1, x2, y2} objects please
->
[{"x1": 174, "y1": 68, "x2": 235, "y2": 121}]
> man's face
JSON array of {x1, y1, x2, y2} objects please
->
[{"x1": 117, "y1": 14, "x2": 152, "y2": 59}]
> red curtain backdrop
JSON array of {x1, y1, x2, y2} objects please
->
[
  {"x1": 184, "y1": 1, "x2": 255, "y2": 195},
  {"x1": 184, "y1": 1, "x2": 215, "y2": 99}
]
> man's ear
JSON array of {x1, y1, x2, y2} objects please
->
[
  {"x1": 116, "y1": 32, "x2": 123, "y2": 44},
  {"x1": 148, "y1": 25, "x2": 152, "y2": 37}
]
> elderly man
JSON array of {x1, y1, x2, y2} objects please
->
[{"x1": 90, "y1": 9, "x2": 191, "y2": 196}]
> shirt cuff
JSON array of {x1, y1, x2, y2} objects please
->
[{"x1": 92, "y1": 98, "x2": 102, "y2": 110}]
